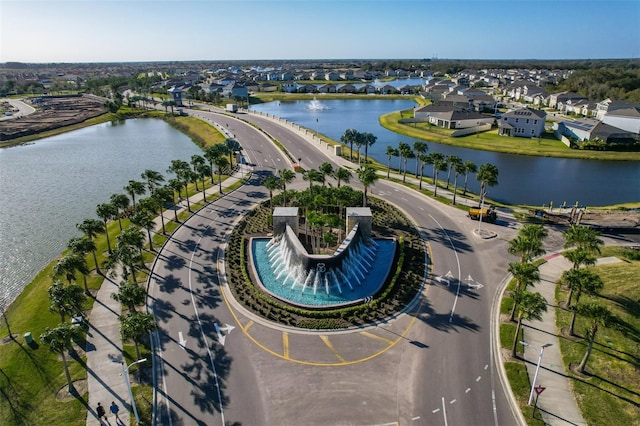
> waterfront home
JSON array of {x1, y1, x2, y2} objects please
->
[
  {"x1": 498, "y1": 108, "x2": 546, "y2": 138},
  {"x1": 554, "y1": 118, "x2": 639, "y2": 145},
  {"x1": 602, "y1": 107, "x2": 640, "y2": 134}
]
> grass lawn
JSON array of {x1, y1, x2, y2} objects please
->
[{"x1": 555, "y1": 246, "x2": 640, "y2": 426}]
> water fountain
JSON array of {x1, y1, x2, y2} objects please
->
[
  {"x1": 249, "y1": 207, "x2": 396, "y2": 308},
  {"x1": 306, "y1": 97, "x2": 330, "y2": 111}
]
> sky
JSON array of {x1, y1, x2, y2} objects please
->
[{"x1": 1, "y1": 0, "x2": 639, "y2": 63}]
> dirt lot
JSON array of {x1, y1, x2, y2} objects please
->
[
  {"x1": 0, "y1": 95, "x2": 106, "y2": 141},
  {"x1": 537, "y1": 209, "x2": 640, "y2": 230}
]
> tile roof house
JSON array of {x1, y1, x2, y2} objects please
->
[{"x1": 498, "y1": 108, "x2": 546, "y2": 138}]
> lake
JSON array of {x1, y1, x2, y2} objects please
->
[{"x1": 0, "y1": 119, "x2": 203, "y2": 304}]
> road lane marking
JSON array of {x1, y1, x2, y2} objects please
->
[
  {"x1": 360, "y1": 331, "x2": 396, "y2": 345},
  {"x1": 429, "y1": 214, "x2": 462, "y2": 323},
  {"x1": 412, "y1": 416, "x2": 420, "y2": 421},
  {"x1": 320, "y1": 335, "x2": 346, "y2": 363},
  {"x1": 432, "y1": 408, "x2": 440, "y2": 413},
  {"x1": 450, "y1": 399, "x2": 456, "y2": 404},
  {"x1": 476, "y1": 376, "x2": 482, "y2": 382},
  {"x1": 441, "y1": 397, "x2": 449, "y2": 426},
  {"x1": 283, "y1": 332, "x2": 290, "y2": 359},
  {"x1": 484, "y1": 364, "x2": 489, "y2": 370},
  {"x1": 465, "y1": 387, "x2": 471, "y2": 393},
  {"x1": 243, "y1": 320, "x2": 254, "y2": 332}
]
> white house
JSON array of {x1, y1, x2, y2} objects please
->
[
  {"x1": 498, "y1": 108, "x2": 546, "y2": 138},
  {"x1": 602, "y1": 107, "x2": 640, "y2": 134}
]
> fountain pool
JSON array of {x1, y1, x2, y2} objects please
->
[{"x1": 250, "y1": 237, "x2": 397, "y2": 308}]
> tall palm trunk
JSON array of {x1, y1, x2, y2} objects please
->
[
  {"x1": 511, "y1": 317, "x2": 523, "y2": 358},
  {"x1": 578, "y1": 325, "x2": 597, "y2": 373}
]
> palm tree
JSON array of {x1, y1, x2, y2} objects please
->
[
  {"x1": 476, "y1": 163, "x2": 499, "y2": 205},
  {"x1": 399, "y1": 143, "x2": 413, "y2": 183},
  {"x1": 262, "y1": 175, "x2": 281, "y2": 208},
  {"x1": 225, "y1": 138, "x2": 241, "y2": 168},
  {"x1": 353, "y1": 131, "x2": 365, "y2": 165},
  {"x1": 109, "y1": 194, "x2": 130, "y2": 230},
  {"x1": 508, "y1": 224, "x2": 548, "y2": 263},
  {"x1": 333, "y1": 167, "x2": 352, "y2": 188},
  {"x1": 340, "y1": 128, "x2": 359, "y2": 162},
  {"x1": 68, "y1": 236, "x2": 99, "y2": 275},
  {"x1": 361, "y1": 132, "x2": 377, "y2": 165},
  {"x1": 140, "y1": 169, "x2": 164, "y2": 193},
  {"x1": 462, "y1": 160, "x2": 477, "y2": 196},
  {"x1": 451, "y1": 160, "x2": 466, "y2": 205},
  {"x1": 150, "y1": 186, "x2": 173, "y2": 234},
  {"x1": 357, "y1": 166, "x2": 379, "y2": 207},
  {"x1": 508, "y1": 261, "x2": 541, "y2": 321},
  {"x1": 318, "y1": 162, "x2": 334, "y2": 187},
  {"x1": 204, "y1": 145, "x2": 225, "y2": 182},
  {"x1": 48, "y1": 280, "x2": 86, "y2": 322},
  {"x1": 564, "y1": 247, "x2": 597, "y2": 271},
  {"x1": 432, "y1": 158, "x2": 447, "y2": 197},
  {"x1": 124, "y1": 180, "x2": 146, "y2": 211},
  {"x1": 418, "y1": 153, "x2": 429, "y2": 190},
  {"x1": 413, "y1": 141, "x2": 428, "y2": 178},
  {"x1": 385, "y1": 146, "x2": 399, "y2": 178},
  {"x1": 195, "y1": 163, "x2": 212, "y2": 202},
  {"x1": 55, "y1": 253, "x2": 90, "y2": 293},
  {"x1": 397, "y1": 141, "x2": 410, "y2": 172},
  {"x1": 428, "y1": 152, "x2": 444, "y2": 184},
  {"x1": 130, "y1": 210, "x2": 156, "y2": 252},
  {"x1": 303, "y1": 169, "x2": 323, "y2": 190},
  {"x1": 40, "y1": 323, "x2": 83, "y2": 392},
  {"x1": 563, "y1": 225, "x2": 604, "y2": 263},
  {"x1": 94, "y1": 203, "x2": 115, "y2": 254},
  {"x1": 79, "y1": 215, "x2": 109, "y2": 258},
  {"x1": 120, "y1": 311, "x2": 156, "y2": 379},
  {"x1": 511, "y1": 291, "x2": 547, "y2": 358},
  {"x1": 577, "y1": 303, "x2": 614, "y2": 374},
  {"x1": 112, "y1": 280, "x2": 146, "y2": 313},
  {"x1": 278, "y1": 169, "x2": 296, "y2": 205},
  {"x1": 561, "y1": 269, "x2": 604, "y2": 335},
  {"x1": 213, "y1": 155, "x2": 229, "y2": 193},
  {"x1": 445, "y1": 155, "x2": 462, "y2": 190}
]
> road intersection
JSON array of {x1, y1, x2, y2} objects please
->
[{"x1": 147, "y1": 106, "x2": 523, "y2": 425}]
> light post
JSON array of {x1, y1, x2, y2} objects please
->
[
  {"x1": 520, "y1": 341, "x2": 552, "y2": 405},
  {"x1": 122, "y1": 358, "x2": 146, "y2": 424}
]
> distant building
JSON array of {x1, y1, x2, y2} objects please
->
[{"x1": 167, "y1": 86, "x2": 184, "y2": 106}]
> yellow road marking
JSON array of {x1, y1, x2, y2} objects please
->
[
  {"x1": 320, "y1": 335, "x2": 346, "y2": 363},
  {"x1": 360, "y1": 331, "x2": 396, "y2": 346},
  {"x1": 283, "y1": 332, "x2": 290, "y2": 359},
  {"x1": 243, "y1": 320, "x2": 254, "y2": 332}
]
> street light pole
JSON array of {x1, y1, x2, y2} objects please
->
[
  {"x1": 122, "y1": 358, "x2": 147, "y2": 424},
  {"x1": 520, "y1": 341, "x2": 552, "y2": 405}
]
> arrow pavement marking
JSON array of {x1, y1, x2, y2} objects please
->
[
  {"x1": 465, "y1": 274, "x2": 484, "y2": 290},
  {"x1": 214, "y1": 323, "x2": 236, "y2": 346},
  {"x1": 435, "y1": 271, "x2": 453, "y2": 286},
  {"x1": 178, "y1": 331, "x2": 187, "y2": 350}
]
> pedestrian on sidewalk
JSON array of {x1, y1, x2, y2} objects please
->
[
  {"x1": 96, "y1": 402, "x2": 107, "y2": 423},
  {"x1": 109, "y1": 401, "x2": 120, "y2": 422}
]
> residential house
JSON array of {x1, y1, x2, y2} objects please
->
[
  {"x1": 427, "y1": 110, "x2": 492, "y2": 129},
  {"x1": 223, "y1": 82, "x2": 248, "y2": 98},
  {"x1": 547, "y1": 91, "x2": 586, "y2": 109},
  {"x1": 318, "y1": 84, "x2": 337, "y2": 93},
  {"x1": 554, "y1": 118, "x2": 639, "y2": 144},
  {"x1": 414, "y1": 103, "x2": 471, "y2": 121},
  {"x1": 498, "y1": 108, "x2": 546, "y2": 138},
  {"x1": 296, "y1": 84, "x2": 317, "y2": 93},
  {"x1": 378, "y1": 84, "x2": 398, "y2": 94},
  {"x1": 337, "y1": 84, "x2": 356, "y2": 94},
  {"x1": 324, "y1": 72, "x2": 340, "y2": 81},
  {"x1": 258, "y1": 82, "x2": 279, "y2": 92},
  {"x1": 282, "y1": 81, "x2": 298, "y2": 93},
  {"x1": 602, "y1": 107, "x2": 640, "y2": 134},
  {"x1": 596, "y1": 98, "x2": 640, "y2": 120},
  {"x1": 357, "y1": 84, "x2": 376, "y2": 94}
]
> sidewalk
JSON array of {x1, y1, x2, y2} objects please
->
[
  {"x1": 521, "y1": 254, "x2": 586, "y2": 426},
  {"x1": 85, "y1": 163, "x2": 246, "y2": 425}
]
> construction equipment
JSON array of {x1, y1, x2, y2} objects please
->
[{"x1": 468, "y1": 205, "x2": 497, "y2": 223}]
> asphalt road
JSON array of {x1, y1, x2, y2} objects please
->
[{"x1": 148, "y1": 106, "x2": 524, "y2": 426}]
